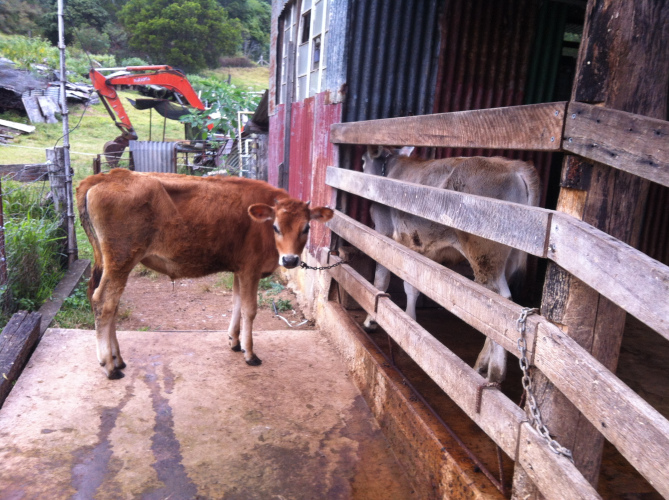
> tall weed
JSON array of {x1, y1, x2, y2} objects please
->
[{"x1": 1, "y1": 181, "x2": 65, "y2": 318}]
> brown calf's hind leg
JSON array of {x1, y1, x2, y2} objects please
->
[
  {"x1": 228, "y1": 274, "x2": 242, "y2": 352},
  {"x1": 238, "y1": 273, "x2": 261, "y2": 366},
  {"x1": 91, "y1": 270, "x2": 129, "y2": 379}
]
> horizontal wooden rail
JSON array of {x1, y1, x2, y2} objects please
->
[
  {"x1": 326, "y1": 213, "x2": 669, "y2": 498},
  {"x1": 319, "y1": 249, "x2": 600, "y2": 500},
  {"x1": 563, "y1": 102, "x2": 669, "y2": 188},
  {"x1": 326, "y1": 166, "x2": 551, "y2": 257},
  {"x1": 533, "y1": 323, "x2": 669, "y2": 499},
  {"x1": 330, "y1": 102, "x2": 567, "y2": 151},
  {"x1": 326, "y1": 167, "x2": 669, "y2": 340},
  {"x1": 548, "y1": 214, "x2": 669, "y2": 338},
  {"x1": 328, "y1": 212, "x2": 540, "y2": 359}
]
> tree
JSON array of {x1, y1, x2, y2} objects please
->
[
  {"x1": 38, "y1": 0, "x2": 109, "y2": 46},
  {"x1": 118, "y1": 0, "x2": 242, "y2": 73}
]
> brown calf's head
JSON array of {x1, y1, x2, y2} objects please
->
[{"x1": 248, "y1": 198, "x2": 334, "y2": 268}]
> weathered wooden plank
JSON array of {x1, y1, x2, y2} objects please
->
[
  {"x1": 516, "y1": 423, "x2": 600, "y2": 500},
  {"x1": 330, "y1": 102, "x2": 567, "y2": 151},
  {"x1": 0, "y1": 118, "x2": 35, "y2": 134},
  {"x1": 0, "y1": 164, "x2": 50, "y2": 182},
  {"x1": 322, "y1": 252, "x2": 601, "y2": 500},
  {"x1": 549, "y1": 213, "x2": 669, "y2": 339},
  {"x1": 534, "y1": 323, "x2": 669, "y2": 499},
  {"x1": 0, "y1": 311, "x2": 41, "y2": 407},
  {"x1": 563, "y1": 102, "x2": 669, "y2": 188},
  {"x1": 327, "y1": 212, "x2": 539, "y2": 359},
  {"x1": 326, "y1": 167, "x2": 551, "y2": 257}
]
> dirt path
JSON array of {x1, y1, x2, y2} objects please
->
[{"x1": 115, "y1": 268, "x2": 313, "y2": 332}]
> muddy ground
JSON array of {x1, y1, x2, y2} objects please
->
[{"x1": 115, "y1": 268, "x2": 313, "y2": 333}]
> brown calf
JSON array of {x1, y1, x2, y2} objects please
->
[{"x1": 77, "y1": 169, "x2": 333, "y2": 379}]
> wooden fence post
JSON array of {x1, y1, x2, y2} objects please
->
[
  {"x1": 0, "y1": 180, "x2": 7, "y2": 288},
  {"x1": 46, "y1": 147, "x2": 78, "y2": 267},
  {"x1": 511, "y1": 1, "x2": 669, "y2": 498}
]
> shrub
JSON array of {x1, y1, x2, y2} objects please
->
[
  {"x1": 121, "y1": 57, "x2": 150, "y2": 67},
  {"x1": 180, "y1": 75, "x2": 262, "y2": 138},
  {"x1": 219, "y1": 56, "x2": 254, "y2": 68},
  {"x1": 0, "y1": 181, "x2": 65, "y2": 318}
]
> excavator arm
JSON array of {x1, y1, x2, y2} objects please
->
[{"x1": 89, "y1": 65, "x2": 206, "y2": 164}]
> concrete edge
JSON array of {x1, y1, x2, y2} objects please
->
[{"x1": 318, "y1": 301, "x2": 504, "y2": 500}]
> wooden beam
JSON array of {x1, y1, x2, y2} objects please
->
[
  {"x1": 326, "y1": 167, "x2": 551, "y2": 257},
  {"x1": 533, "y1": 323, "x2": 669, "y2": 499},
  {"x1": 563, "y1": 102, "x2": 669, "y2": 188},
  {"x1": 517, "y1": 0, "x2": 669, "y2": 496},
  {"x1": 321, "y1": 252, "x2": 601, "y2": 500},
  {"x1": 327, "y1": 211, "x2": 540, "y2": 360},
  {"x1": 0, "y1": 311, "x2": 41, "y2": 407},
  {"x1": 549, "y1": 214, "x2": 669, "y2": 338},
  {"x1": 324, "y1": 219, "x2": 669, "y2": 498},
  {"x1": 330, "y1": 102, "x2": 567, "y2": 151}
]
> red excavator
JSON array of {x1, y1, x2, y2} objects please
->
[{"x1": 89, "y1": 65, "x2": 206, "y2": 163}]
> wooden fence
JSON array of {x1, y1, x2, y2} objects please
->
[{"x1": 322, "y1": 100, "x2": 669, "y2": 499}]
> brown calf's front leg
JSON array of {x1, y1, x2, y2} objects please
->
[
  {"x1": 238, "y1": 273, "x2": 262, "y2": 366},
  {"x1": 90, "y1": 270, "x2": 128, "y2": 379}
]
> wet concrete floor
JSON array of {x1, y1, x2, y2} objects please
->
[{"x1": 0, "y1": 328, "x2": 414, "y2": 499}]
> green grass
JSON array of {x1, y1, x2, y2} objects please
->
[
  {"x1": 52, "y1": 280, "x2": 94, "y2": 329},
  {"x1": 201, "y1": 66, "x2": 269, "y2": 91}
]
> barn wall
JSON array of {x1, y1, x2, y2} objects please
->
[
  {"x1": 343, "y1": 0, "x2": 442, "y2": 122},
  {"x1": 268, "y1": 103, "x2": 285, "y2": 187},
  {"x1": 288, "y1": 98, "x2": 315, "y2": 201}
]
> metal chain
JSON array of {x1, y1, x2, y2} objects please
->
[
  {"x1": 517, "y1": 307, "x2": 574, "y2": 462},
  {"x1": 299, "y1": 259, "x2": 347, "y2": 271}
]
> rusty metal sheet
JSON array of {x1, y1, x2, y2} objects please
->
[{"x1": 129, "y1": 141, "x2": 177, "y2": 173}]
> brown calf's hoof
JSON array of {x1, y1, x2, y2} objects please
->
[
  {"x1": 246, "y1": 355, "x2": 262, "y2": 366},
  {"x1": 231, "y1": 344, "x2": 242, "y2": 352},
  {"x1": 107, "y1": 369, "x2": 125, "y2": 380}
]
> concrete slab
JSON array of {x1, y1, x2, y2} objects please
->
[{"x1": 0, "y1": 328, "x2": 414, "y2": 499}]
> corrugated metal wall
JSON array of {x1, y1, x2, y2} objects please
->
[
  {"x1": 129, "y1": 141, "x2": 178, "y2": 173},
  {"x1": 343, "y1": 0, "x2": 442, "y2": 122}
]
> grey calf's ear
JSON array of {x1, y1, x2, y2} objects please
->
[
  {"x1": 248, "y1": 203, "x2": 276, "y2": 222},
  {"x1": 367, "y1": 145, "x2": 383, "y2": 159},
  {"x1": 309, "y1": 206, "x2": 334, "y2": 222}
]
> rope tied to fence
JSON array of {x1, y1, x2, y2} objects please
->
[{"x1": 516, "y1": 307, "x2": 574, "y2": 462}]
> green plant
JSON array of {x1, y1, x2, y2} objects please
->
[
  {"x1": 1, "y1": 182, "x2": 65, "y2": 319},
  {"x1": 274, "y1": 298, "x2": 292, "y2": 312},
  {"x1": 214, "y1": 272, "x2": 235, "y2": 290},
  {"x1": 53, "y1": 280, "x2": 94, "y2": 329},
  {"x1": 180, "y1": 76, "x2": 262, "y2": 138}
]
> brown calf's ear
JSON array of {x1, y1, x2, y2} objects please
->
[
  {"x1": 309, "y1": 206, "x2": 334, "y2": 222},
  {"x1": 248, "y1": 203, "x2": 276, "y2": 222}
]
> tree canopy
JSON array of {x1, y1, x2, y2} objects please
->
[{"x1": 118, "y1": 0, "x2": 242, "y2": 73}]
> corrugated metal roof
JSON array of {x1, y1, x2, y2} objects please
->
[{"x1": 129, "y1": 141, "x2": 178, "y2": 173}]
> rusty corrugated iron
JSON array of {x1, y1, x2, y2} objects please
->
[
  {"x1": 288, "y1": 97, "x2": 315, "y2": 201},
  {"x1": 343, "y1": 0, "x2": 442, "y2": 123},
  {"x1": 128, "y1": 141, "x2": 177, "y2": 173}
]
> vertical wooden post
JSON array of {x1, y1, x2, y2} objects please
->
[
  {"x1": 0, "y1": 180, "x2": 7, "y2": 288},
  {"x1": 46, "y1": 147, "x2": 78, "y2": 267},
  {"x1": 511, "y1": 1, "x2": 669, "y2": 498}
]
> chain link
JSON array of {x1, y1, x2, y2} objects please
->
[
  {"x1": 299, "y1": 259, "x2": 347, "y2": 271},
  {"x1": 517, "y1": 307, "x2": 574, "y2": 462}
]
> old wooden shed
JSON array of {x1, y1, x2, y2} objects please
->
[{"x1": 268, "y1": 0, "x2": 669, "y2": 498}]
